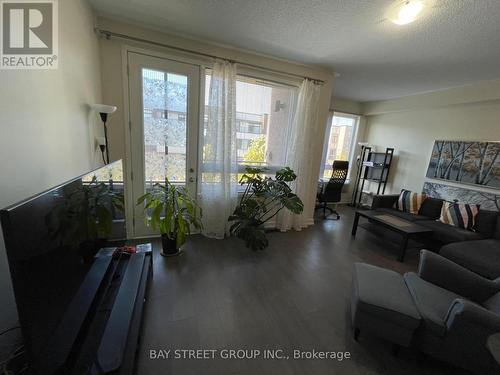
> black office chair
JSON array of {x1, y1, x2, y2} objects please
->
[{"x1": 316, "y1": 160, "x2": 349, "y2": 220}]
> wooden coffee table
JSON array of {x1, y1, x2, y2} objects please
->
[{"x1": 351, "y1": 210, "x2": 434, "y2": 262}]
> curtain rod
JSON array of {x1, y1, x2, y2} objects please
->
[{"x1": 95, "y1": 28, "x2": 326, "y2": 84}]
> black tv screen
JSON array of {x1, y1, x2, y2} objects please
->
[{"x1": 0, "y1": 160, "x2": 125, "y2": 372}]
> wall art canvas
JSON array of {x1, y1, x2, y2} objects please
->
[
  {"x1": 426, "y1": 141, "x2": 500, "y2": 189},
  {"x1": 422, "y1": 181, "x2": 500, "y2": 212}
]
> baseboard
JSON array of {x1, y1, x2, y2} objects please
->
[{"x1": 263, "y1": 217, "x2": 315, "y2": 230}]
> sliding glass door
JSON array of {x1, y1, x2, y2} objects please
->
[{"x1": 127, "y1": 52, "x2": 200, "y2": 237}]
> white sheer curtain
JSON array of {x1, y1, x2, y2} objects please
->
[
  {"x1": 199, "y1": 60, "x2": 238, "y2": 239},
  {"x1": 276, "y1": 79, "x2": 321, "y2": 231}
]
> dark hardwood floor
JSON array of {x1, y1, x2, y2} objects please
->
[{"x1": 134, "y1": 205, "x2": 470, "y2": 375}]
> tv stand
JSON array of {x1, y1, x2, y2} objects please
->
[
  {"x1": 34, "y1": 243, "x2": 152, "y2": 375},
  {"x1": 92, "y1": 247, "x2": 152, "y2": 374}
]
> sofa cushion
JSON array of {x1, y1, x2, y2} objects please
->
[
  {"x1": 394, "y1": 189, "x2": 427, "y2": 215},
  {"x1": 418, "y1": 197, "x2": 443, "y2": 220},
  {"x1": 474, "y1": 210, "x2": 499, "y2": 237},
  {"x1": 439, "y1": 201, "x2": 480, "y2": 230},
  {"x1": 439, "y1": 239, "x2": 500, "y2": 280},
  {"x1": 404, "y1": 272, "x2": 462, "y2": 337},
  {"x1": 375, "y1": 208, "x2": 429, "y2": 222},
  {"x1": 419, "y1": 220, "x2": 484, "y2": 244}
]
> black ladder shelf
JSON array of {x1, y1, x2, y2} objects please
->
[{"x1": 351, "y1": 147, "x2": 394, "y2": 208}]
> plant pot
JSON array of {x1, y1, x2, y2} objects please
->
[{"x1": 161, "y1": 234, "x2": 181, "y2": 257}]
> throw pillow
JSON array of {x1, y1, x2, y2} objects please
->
[
  {"x1": 394, "y1": 189, "x2": 427, "y2": 214},
  {"x1": 439, "y1": 201, "x2": 480, "y2": 230}
]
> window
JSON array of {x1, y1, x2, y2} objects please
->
[
  {"x1": 320, "y1": 112, "x2": 359, "y2": 180},
  {"x1": 142, "y1": 68, "x2": 187, "y2": 184},
  {"x1": 205, "y1": 74, "x2": 297, "y2": 167},
  {"x1": 237, "y1": 139, "x2": 251, "y2": 151}
]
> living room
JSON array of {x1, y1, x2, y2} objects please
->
[{"x1": 0, "y1": 0, "x2": 499, "y2": 374}]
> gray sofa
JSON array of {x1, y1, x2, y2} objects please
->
[
  {"x1": 352, "y1": 250, "x2": 500, "y2": 374},
  {"x1": 440, "y1": 218, "x2": 500, "y2": 280},
  {"x1": 371, "y1": 194, "x2": 500, "y2": 279}
]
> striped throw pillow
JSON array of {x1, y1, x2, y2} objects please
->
[
  {"x1": 394, "y1": 190, "x2": 427, "y2": 214},
  {"x1": 439, "y1": 201, "x2": 480, "y2": 230}
]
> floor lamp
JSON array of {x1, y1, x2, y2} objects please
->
[{"x1": 91, "y1": 104, "x2": 117, "y2": 164}]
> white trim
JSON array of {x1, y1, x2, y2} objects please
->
[
  {"x1": 122, "y1": 44, "x2": 213, "y2": 69},
  {"x1": 121, "y1": 46, "x2": 134, "y2": 238},
  {"x1": 319, "y1": 112, "x2": 334, "y2": 178},
  {"x1": 197, "y1": 66, "x2": 207, "y2": 200},
  {"x1": 346, "y1": 113, "x2": 360, "y2": 180}
]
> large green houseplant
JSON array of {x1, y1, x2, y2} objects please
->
[
  {"x1": 137, "y1": 178, "x2": 202, "y2": 256},
  {"x1": 228, "y1": 166, "x2": 304, "y2": 250}
]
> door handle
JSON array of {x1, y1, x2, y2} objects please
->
[{"x1": 189, "y1": 177, "x2": 195, "y2": 183}]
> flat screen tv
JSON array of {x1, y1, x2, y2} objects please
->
[{"x1": 0, "y1": 160, "x2": 125, "y2": 373}]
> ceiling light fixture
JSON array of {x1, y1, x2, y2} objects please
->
[{"x1": 387, "y1": 0, "x2": 427, "y2": 25}]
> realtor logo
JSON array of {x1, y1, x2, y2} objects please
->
[{"x1": 1, "y1": 0, "x2": 58, "y2": 69}]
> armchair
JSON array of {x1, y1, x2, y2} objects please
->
[{"x1": 405, "y1": 250, "x2": 500, "y2": 374}]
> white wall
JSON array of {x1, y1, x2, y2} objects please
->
[
  {"x1": 362, "y1": 80, "x2": 500, "y2": 195},
  {"x1": 0, "y1": 0, "x2": 102, "y2": 353}
]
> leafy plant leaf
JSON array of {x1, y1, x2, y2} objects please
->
[
  {"x1": 136, "y1": 178, "x2": 203, "y2": 250},
  {"x1": 275, "y1": 167, "x2": 297, "y2": 182},
  {"x1": 228, "y1": 166, "x2": 302, "y2": 251},
  {"x1": 281, "y1": 193, "x2": 304, "y2": 214}
]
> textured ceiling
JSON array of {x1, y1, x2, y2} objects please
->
[{"x1": 89, "y1": 0, "x2": 500, "y2": 102}]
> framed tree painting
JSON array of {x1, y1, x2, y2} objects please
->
[{"x1": 426, "y1": 141, "x2": 500, "y2": 189}]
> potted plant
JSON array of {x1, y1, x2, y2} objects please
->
[
  {"x1": 46, "y1": 176, "x2": 125, "y2": 262},
  {"x1": 228, "y1": 166, "x2": 304, "y2": 250},
  {"x1": 137, "y1": 178, "x2": 202, "y2": 256}
]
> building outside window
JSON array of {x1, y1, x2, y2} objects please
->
[{"x1": 205, "y1": 74, "x2": 297, "y2": 167}]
